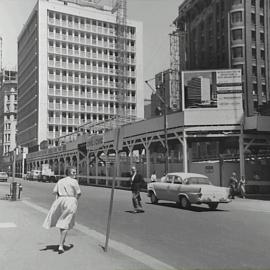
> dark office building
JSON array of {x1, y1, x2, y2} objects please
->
[{"x1": 174, "y1": 0, "x2": 270, "y2": 116}]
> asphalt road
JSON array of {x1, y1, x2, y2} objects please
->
[{"x1": 9, "y1": 179, "x2": 270, "y2": 269}]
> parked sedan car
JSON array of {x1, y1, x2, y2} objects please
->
[
  {"x1": 30, "y1": 170, "x2": 42, "y2": 181},
  {"x1": 147, "y1": 172, "x2": 231, "y2": 210},
  {"x1": 0, "y1": 171, "x2": 8, "y2": 182}
]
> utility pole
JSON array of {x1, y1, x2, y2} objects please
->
[{"x1": 161, "y1": 75, "x2": 169, "y2": 174}]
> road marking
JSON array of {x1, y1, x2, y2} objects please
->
[
  {"x1": 22, "y1": 200, "x2": 176, "y2": 270},
  {"x1": 0, "y1": 222, "x2": 16, "y2": 228}
]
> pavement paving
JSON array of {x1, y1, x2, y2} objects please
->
[{"x1": 0, "y1": 183, "x2": 152, "y2": 270}]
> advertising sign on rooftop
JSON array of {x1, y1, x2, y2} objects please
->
[{"x1": 181, "y1": 69, "x2": 243, "y2": 111}]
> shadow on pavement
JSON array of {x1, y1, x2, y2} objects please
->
[
  {"x1": 125, "y1": 210, "x2": 144, "y2": 214},
  {"x1": 40, "y1": 244, "x2": 74, "y2": 253},
  {"x1": 145, "y1": 202, "x2": 228, "y2": 212}
]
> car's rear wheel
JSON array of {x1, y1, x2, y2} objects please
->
[
  {"x1": 179, "y1": 196, "x2": 190, "y2": 209},
  {"x1": 208, "y1": 202, "x2": 219, "y2": 210},
  {"x1": 150, "y1": 192, "x2": 158, "y2": 204}
]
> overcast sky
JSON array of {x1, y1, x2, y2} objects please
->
[{"x1": 0, "y1": 0, "x2": 183, "y2": 99}]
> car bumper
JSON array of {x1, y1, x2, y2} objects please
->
[{"x1": 198, "y1": 198, "x2": 231, "y2": 203}]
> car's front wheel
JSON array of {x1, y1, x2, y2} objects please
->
[
  {"x1": 150, "y1": 192, "x2": 158, "y2": 204},
  {"x1": 179, "y1": 196, "x2": 191, "y2": 209},
  {"x1": 208, "y1": 202, "x2": 219, "y2": 210}
]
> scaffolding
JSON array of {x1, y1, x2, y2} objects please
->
[
  {"x1": 112, "y1": 0, "x2": 128, "y2": 121},
  {"x1": 169, "y1": 31, "x2": 181, "y2": 110}
]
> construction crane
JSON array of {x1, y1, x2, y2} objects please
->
[{"x1": 112, "y1": 0, "x2": 128, "y2": 124}]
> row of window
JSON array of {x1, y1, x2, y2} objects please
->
[
  {"x1": 48, "y1": 99, "x2": 135, "y2": 108},
  {"x1": 48, "y1": 55, "x2": 136, "y2": 72},
  {"x1": 48, "y1": 11, "x2": 136, "y2": 35},
  {"x1": 233, "y1": 0, "x2": 264, "y2": 8},
  {"x1": 49, "y1": 83, "x2": 136, "y2": 97},
  {"x1": 4, "y1": 134, "x2": 11, "y2": 142},
  {"x1": 232, "y1": 46, "x2": 265, "y2": 60},
  {"x1": 232, "y1": 29, "x2": 265, "y2": 43},
  {"x1": 6, "y1": 94, "x2": 17, "y2": 101},
  {"x1": 5, "y1": 123, "x2": 11, "y2": 130},
  {"x1": 6, "y1": 104, "x2": 17, "y2": 111},
  {"x1": 48, "y1": 40, "x2": 136, "y2": 60},
  {"x1": 48, "y1": 26, "x2": 136, "y2": 45},
  {"x1": 48, "y1": 69, "x2": 136, "y2": 84},
  {"x1": 231, "y1": 11, "x2": 265, "y2": 26},
  {"x1": 4, "y1": 145, "x2": 11, "y2": 154}
]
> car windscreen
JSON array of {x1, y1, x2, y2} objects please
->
[
  {"x1": 0, "y1": 172, "x2": 7, "y2": 175},
  {"x1": 185, "y1": 177, "x2": 211, "y2": 185}
]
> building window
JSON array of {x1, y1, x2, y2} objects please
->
[
  {"x1": 261, "y1": 67, "x2": 265, "y2": 77},
  {"x1": 251, "y1": 13, "x2": 256, "y2": 25},
  {"x1": 232, "y1": 47, "x2": 243, "y2": 58},
  {"x1": 251, "y1": 31, "x2": 256, "y2": 41},
  {"x1": 251, "y1": 0, "x2": 256, "y2": 6},
  {"x1": 260, "y1": 15, "x2": 264, "y2": 26},
  {"x1": 252, "y1": 48, "x2": 256, "y2": 59},
  {"x1": 260, "y1": 32, "x2": 265, "y2": 43},
  {"x1": 252, "y1": 66, "x2": 257, "y2": 76},
  {"x1": 231, "y1": 11, "x2": 243, "y2": 23},
  {"x1": 232, "y1": 29, "x2": 243, "y2": 40},
  {"x1": 261, "y1": 50, "x2": 265, "y2": 60}
]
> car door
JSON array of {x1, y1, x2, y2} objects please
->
[
  {"x1": 162, "y1": 175, "x2": 174, "y2": 201},
  {"x1": 168, "y1": 175, "x2": 183, "y2": 201},
  {"x1": 154, "y1": 175, "x2": 172, "y2": 200}
]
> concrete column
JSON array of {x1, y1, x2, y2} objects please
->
[
  {"x1": 95, "y1": 152, "x2": 99, "y2": 184},
  {"x1": 86, "y1": 150, "x2": 90, "y2": 184},
  {"x1": 239, "y1": 132, "x2": 245, "y2": 179},
  {"x1": 146, "y1": 147, "x2": 150, "y2": 179},
  {"x1": 182, "y1": 131, "x2": 188, "y2": 173}
]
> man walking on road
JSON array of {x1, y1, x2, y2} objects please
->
[{"x1": 130, "y1": 166, "x2": 145, "y2": 213}]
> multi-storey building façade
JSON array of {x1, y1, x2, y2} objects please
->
[
  {"x1": 174, "y1": 0, "x2": 270, "y2": 116},
  {"x1": 17, "y1": 0, "x2": 143, "y2": 151},
  {"x1": 0, "y1": 70, "x2": 17, "y2": 156}
]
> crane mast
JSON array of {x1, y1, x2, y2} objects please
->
[{"x1": 112, "y1": 0, "x2": 128, "y2": 123}]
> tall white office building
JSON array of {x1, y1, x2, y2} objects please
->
[{"x1": 17, "y1": 0, "x2": 143, "y2": 151}]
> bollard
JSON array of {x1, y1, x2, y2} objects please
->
[
  {"x1": 10, "y1": 182, "x2": 17, "y2": 201},
  {"x1": 18, "y1": 183, "x2": 23, "y2": 199}
]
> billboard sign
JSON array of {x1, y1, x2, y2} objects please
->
[{"x1": 181, "y1": 69, "x2": 243, "y2": 111}]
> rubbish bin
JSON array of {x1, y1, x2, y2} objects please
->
[{"x1": 10, "y1": 182, "x2": 17, "y2": 201}]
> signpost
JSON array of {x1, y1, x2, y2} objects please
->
[{"x1": 104, "y1": 127, "x2": 124, "y2": 252}]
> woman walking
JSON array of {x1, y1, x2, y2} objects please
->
[{"x1": 43, "y1": 167, "x2": 81, "y2": 254}]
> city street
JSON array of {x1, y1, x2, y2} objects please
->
[{"x1": 5, "y1": 179, "x2": 270, "y2": 270}]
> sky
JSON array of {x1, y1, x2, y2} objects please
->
[{"x1": 0, "y1": 0, "x2": 183, "y2": 99}]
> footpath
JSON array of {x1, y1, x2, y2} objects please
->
[{"x1": 0, "y1": 185, "x2": 150, "y2": 270}]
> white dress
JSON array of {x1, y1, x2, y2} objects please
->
[{"x1": 43, "y1": 177, "x2": 81, "y2": 230}]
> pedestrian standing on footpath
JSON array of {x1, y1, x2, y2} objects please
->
[
  {"x1": 150, "y1": 171, "x2": 157, "y2": 182},
  {"x1": 130, "y1": 166, "x2": 145, "y2": 213},
  {"x1": 238, "y1": 176, "x2": 246, "y2": 199},
  {"x1": 43, "y1": 167, "x2": 81, "y2": 254},
  {"x1": 228, "y1": 172, "x2": 238, "y2": 199}
]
